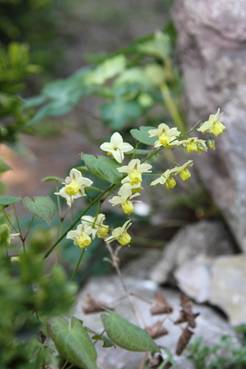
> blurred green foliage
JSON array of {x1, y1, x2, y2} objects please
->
[
  {"x1": 0, "y1": 0, "x2": 64, "y2": 70},
  {"x1": 187, "y1": 336, "x2": 246, "y2": 369},
  {"x1": 0, "y1": 42, "x2": 39, "y2": 143},
  {"x1": 0, "y1": 216, "x2": 76, "y2": 369},
  {"x1": 29, "y1": 29, "x2": 185, "y2": 132}
]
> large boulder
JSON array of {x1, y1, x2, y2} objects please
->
[
  {"x1": 150, "y1": 221, "x2": 234, "y2": 284},
  {"x1": 175, "y1": 254, "x2": 246, "y2": 325},
  {"x1": 173, "y1": 0, "x2": 246, "y2": 252}
]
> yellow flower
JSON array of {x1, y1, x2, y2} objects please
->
[
  {"x1": 55, "y1": 168, "x2": 93, "y2": 207},
  {"x1": 100, "y1": 132, "x2": 133, "y2": 163},
  {"x1": 176, "y1": 160, "x2": 193, "y2": 181},
  {"x1": 150, "y1": 160, "x2": 193, "y2": 189},
  {"x1": 66, "y1": 224, "x2": 92, "y2": 249},
  {"x1": 106, "y1": 220, "x2": 132, "y2": 246},
  {"x1": 197, "y1": 109, "x2": 225, "y2": 136},
  {"x1": 81, "y1": 213, "x2": 109, "y2": 239},
  {"x1": 109, "y1": 183, "x2": 139, "y2": 215},
  {"x1": 180, "y1": 137, "x2": 207, "y2": 153},
  {"x1": 118, "y1": 159, "x2": 152, "y2": 187},
  {"x1": 165, "y1": 177, "x2": 177, "y2": 189},
  {"x1": 150, "y1": 168, "x2": 177, "y2": 190},
  {"x1": 148, "y1": 123, "x2": 181, "y2": 148}
]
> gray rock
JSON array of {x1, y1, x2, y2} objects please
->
[
  {"x1": 175, "y1": 255, "x2": 246, "y2": 325},
  {"x1": 75, "y1": 275, "x2": 236, "y2": 369},
  {"x1": 150, "y1": 221, "x2": 233, "y2": 284},
  {"x1": 175, "y1": 256, "x2": 213, "y2": 303},
  {"x1": 173, "y1": 0, "x2": 246, "y2": 252},
  {"x1": 210, "y1": 255, "x2": 246, "y2": 326}
]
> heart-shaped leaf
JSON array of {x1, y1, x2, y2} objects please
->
[
  {"x1": 101, "y1": 312, "x2": 159, "y2": 352},
  {"x1": 130, "y1": 126, "x2": 156, "y2": 145},
  {"x1": 48, "y1": 317, "x2": 97, "y2": 369},
  {"x1": 23, "y1": 196, "x2": 56, "y2": 224},
  {"x1": 83, "y1": 154, "x2": 122, "y2": 184}
]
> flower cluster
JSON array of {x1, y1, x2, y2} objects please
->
[
  {"x1": 151, "y1": 160, "x2": 193, "y2": 189},
  {"x1": 55, "y1": 168, "x2": 93, "y2": 207},
  {"x1": 55, "y1": 109, "x2": 225, "y2": 249},
  {"x1": 66, "y1": 213, "x2": 132, "y2": 248},
  {"x1": 148, "y1": 123, "x2": 180, "y2": 148},
  {"x1": 109, "y1": 159, "x2": 152, "y2": 215}
]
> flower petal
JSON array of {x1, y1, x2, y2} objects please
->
[
  {"x1": 100, "y1": 142, "x2": 113, "y2": 152},
  {"x1": 112, "y1": 149, "x2": 124, "y2": 163},
  {"x1": 111, "y1": 132, "x2": 123, "y2": 145}
]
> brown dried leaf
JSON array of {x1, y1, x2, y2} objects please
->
[
  {"x1": 145, "y1": 320, "x2": 168, "y2": 339},
  {"x1": 176, "y1": 326, "x2": 194, "y2": 355},
  {"x1": 150, "y1": 291, "x2": 173, "y2": 315},
  {"x1": 175, "y1": 294, "x2": 199, "y2": 328},
  {"x1": 180, "y1": 294, "x2": 193, "y2": 313},
  {"x1": 82, "y1": 293, "x2": 113, "y2": 314}
]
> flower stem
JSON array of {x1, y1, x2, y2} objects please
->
[
  {"x1": 160, "y1": 82, "x2": 185, "y2": 133},
  {"x1": 44, "y1": 183, "x2": 116, "y2": 258},
  {"x1": 71, "y1": 249, "x2": 85, "y2": 280}
]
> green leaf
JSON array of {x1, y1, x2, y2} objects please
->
[
  {"x1": 101, "y1": 99, "x2": 142, "y2": 129},
  {"x1": 23, "y1": 196, "x2": 56, "y2": 224},
  {"x1": 83, "y1": 154, "x2": 122, "y2": 184},
  {"x1": 0, "y1": 157, "x2": 11, "y2": 174},
  {"x1": 92, "y1": 334, "x2": 114, "y2": 348},
  {"x1": 137, "y1": 32, "x2": 171, "y2": 60},
  {"x1": 28, "y1": 68, "x2": 93, "y2": 125},
  {"x1": 101, "y1": 312, "x2": 159, "y2": 352},
  {"x1": 86, "y1": 55, "x2": 126, "y2": 85},
  {"x1": 130, "y1": 126, "x2": 156, "y2": 145},
  {"x1": 0, "y1": 195, "x2": 21, "y2": 206},
  {"x1": 48, "y1": 317, "x2": 97, "y2": 369}
]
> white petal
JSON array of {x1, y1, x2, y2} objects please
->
[
  {"x1": 112, "y1": 149, "x2": 123, "y2": 163},
  {"x1": 140, "y1": 163, "x2": 152, "y2": 173},
  {"x1": 100, "y1": 142, "x2": 113, "y2": 152},
  {"x1": 117, "y1": 165, "x2": 129, "y2": 173},
  {"x1": 66, "y1": 230, "x2": 77, "y2": 240},
  {"x1": 79, "y1": 177, "x2": 93, "y2": 187},
  {"x1": 111, "y1": 227, "x2": 122, "y2": 238},
  {"x1": 70, "y1": 168, "x2": 82, "y2": 180},
  {"x1": 122, "y1": 220, "x2": 132, "y2": 231},
  {"x1": 148, "y1": 128, "x2": 158, "y2": 137},
  {"x1": 121, "y1": 176, "x2": 130, "y2": 184},
  {"x1": 64, "y1": 176, "x2": 71, "y2": 184},
  {"x1": 150, "y1": 177, "x2": 163, "y2": 186},
  {"x1": 109, "y1": 197, "x2": 120, "y2": 206},
  {"x1": 120, "y1": 142, "x2": 134, "y2": 152},
  {"x1": 118, "y1": 183, "x2": 132, "y2": 198},
  {"x1": 111, "y1": 132, "x2": 123, "y2": 145},
  {"x1": 95, "y1": 213, "x2": 106, "y2": 226},
  {"x1": 106, "y1": 235, "x2": 114, "y2": 243},
  {"x1": 159, "y1": 123, "x2": 169, "y2": 131}
]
